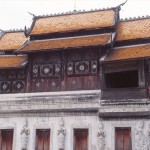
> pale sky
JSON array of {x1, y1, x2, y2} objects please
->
[{"x1": 0, "y1": 0, "x2": 150, "y2": 30}]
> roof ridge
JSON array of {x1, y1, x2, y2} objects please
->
[
  {"x1": 119, "y1": 15, "x2": 150, "y2": 22},
  {"x1": 30, "y1": 7, "x2": 117, "y2": 20},
  {"x1": 0, "y1": 29, "x2": 24, "y2": 34}
]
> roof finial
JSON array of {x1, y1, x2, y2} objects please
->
[
  {"x1": 0, "y1": 29, "x2": 4, "y2": 33},
  {"x1": 74, "y1": 0, "x2": 77, "y2": 12},
  {"x1": 118, "y1": 0, "x2": 128, "y2": 8},
  {"x1": 24, "y1": 26, "x2": 28, "y2": 37},
  {"x1": 28, "y1": 12, "x2": 36, "y2": 18}
]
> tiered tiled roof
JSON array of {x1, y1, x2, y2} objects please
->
[
  {"x1": 0, "y1": 31, "x2": 27, "y2": 51},
  {"x1": 16, "y1": 34, "x2": 112, "y2": 53},
  {"x1": 27, "y1": 8, "x2": 117, "y2": 35},
  {"x1": 0, "y1": 55, "x2": 28, "y2": 68},
  {"x1": 116, "y1": 18, "x2": 150, "y2": 41},
  {"x1": 104, "y1": 44, "x2": 150, "y2": 62}
]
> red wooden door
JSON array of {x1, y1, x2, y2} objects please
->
[
  {"x1": 115, "y1": 128, "x2": 132, "y2": 150},
  {"x1": 36, "y1": 129, "x2": 50, "y2": 150},
  {"x1": 0, "y1": 130, "x2": 13, "y2": 150},
  {"x1": 74, "y1": 129, "x2": 88, "y2": 150}
]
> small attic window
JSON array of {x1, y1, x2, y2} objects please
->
[{"x1": 105, "y1": 70, "x2": 138, "y2": 88}]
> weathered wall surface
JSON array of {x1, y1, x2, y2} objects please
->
[
  {"x1": 1, "y1": 116, "x2": 150, "y2": 150},
  {"x1": 0, "y1": 90, "x2": 149, "y2": 150}
]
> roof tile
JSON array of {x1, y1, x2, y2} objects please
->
[
  {"x1": 0, "y1": 55, "x2": 28, "y2": 68},
  {"x1": 18, "y1": 34, "x2": 111, "y2": 52},
  {"x1": 30, "y1": 9, "x2": 116, "y2": 35},
  {"x1": 104, "y1": 44, "x2": 150, "y2": 62},
  {"x1": 0, "y1": 32, "x2": 27, "y2": 51},
  {"x1": 116, "y1": 18, "x2": 150, "y2": 41}
]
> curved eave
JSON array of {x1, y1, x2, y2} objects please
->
[
  {"x1": 15, "y1": 33, "x2": 112, "y2": 53},
  {"x1": 102, "y1": 43, "x2": 150, "y2": 63},
  {"x1": 15, "y1": 44, "x2": 111, "y2": 54},
  {"x1": 25, "y1": 17, "x2": 37, "y2": 37}
]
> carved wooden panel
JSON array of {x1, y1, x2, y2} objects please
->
[
  {"x1": 82, "y1": 76, "x2": 98, "y2": 90},
  {"x1": 66, "y1": 48, "x2": 97, "y2": 61},
  {"x1": 0, "y1": 69, "x2": 26, "y2": 93},
  {"x1": 31, "y1": 52, "x2": 63, "y2": 92},
  {"x1": 46, "y1": 79, "x2": 61, "y2": 91},
  {"x1": 101, "y1": 88, "x2": 147, "y2": 100},
  {"x1": 67, "y1": 77, "x2": 82, "y2": 91},
  {"x1": 67, "y1": 60, "x2": 98, "y2": 76},
  {"x1": 31, "y1": 78, "x2": 62, "y2": 92},
  {"x1": 40, "y1": 64, "x2": 53, "y2": 77},
  {"x1": 12, "y1": 80, "x2": 25, "y2": 92},
  {"x1": 66, "y1": 48, "x2": 98, "y2": 76},
  {"x1": 31, "y1": 78, "x2": 46, "y2": 92},
  {"x1": 67, "y1": 76, "x2": 97, "y2": 91},
  {"x1": 75, "y1": 61, "x2": 90, "y2": 75},
  {"x1": 66, "y1": 50, "x2": 82, "y2": 61},
  {"x1": 65, "y1": 48, "x2": 99, "y2": 91},
  {"x1": 0, "y1": 81, "x2": 11, "y2": 93},
  {"x1": 32, "y1": 52, "x2": 61, "y2": 64}
]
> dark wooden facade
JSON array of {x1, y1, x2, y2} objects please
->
[{"x1": 0, "y1": 7, "x2": 150, "y2": 104}]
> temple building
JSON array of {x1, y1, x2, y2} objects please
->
[{"x1": 0, "y1": 4, "x2": 150, "y2": 150}]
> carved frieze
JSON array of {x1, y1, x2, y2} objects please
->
[
  {"x1": 135, "y1": 121, "x2": 147, "y2": 150},
  {"x1": 33, "y1": 63, "x2": 61, "y2": 78},
  {"x1": 12, "y1": 80, "x2": 25, "y2": 92},
  {"x1": 21, "y1": 119, "x2": 30, "y2": 150},
  {"x1": 97, "y1": 121, "x2": 105, "y2": 150},
  {"x1": 35, "y1": 117, "x2": 50, "y2": 126},
  {"x1": 67, "y1": 62, "x2": 73, "y2": 75},
  {"x1": 75, "y1": 61, "x2": 90, "y2": 74},
  {"x1": 40, "y1": 64, "x2": 53, "y2": 77},
  {"x1": 67, "y1": 60, "x2": 97, "y2": 76},
  {"x1": 58, "y1": 118, "x2": 66, "y2": 150},
  {"x1": 55, "y1": 63, "x2": 61, "y2": 76},
  {"x1": 32, "y1": 65, "x2": 39, "y2": 77},
  {"x1": 0, "y1": 81, "x2": 11, "y2": 92},
  {"x1": 91, "y1": 60, "x2": 97, "y2": 74}
]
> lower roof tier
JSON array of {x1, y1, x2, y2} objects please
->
[
  {"x1": 0, "y1": 55, "x2": 28, "y2": 68},
  {"x1": 16, "y1": 34, "x2": 112, "y2": 53},
  {"x1": 103, "y1": 43, "x2": 150, "y2": 62},
  {"x1": 116, "y1": 18, "x2": 150, "y2": 42}
]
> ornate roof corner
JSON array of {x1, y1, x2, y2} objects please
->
[
  {"x1": 117, "y1": 0, "x2": 128, "y2": 10},
  {"x1": 0, "y1": 29, "x2": 5, "y2": 33},
  {"x1": 0, "y1": 29, "x2": 5, "y2": 38},
  {"x1": 28, "y1": 12, "x2": 36, "y2": 19},
  {"x1": 24, "y1": 26, "x2": 28, "y2": 37}
]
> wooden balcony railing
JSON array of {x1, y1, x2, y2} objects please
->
[{"x1": 101, "y1": 88, "x2": 148, "y2": 100}]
